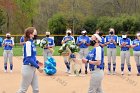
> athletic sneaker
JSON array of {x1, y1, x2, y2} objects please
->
[
  {"x1": 10, "y1": 70, "x2": 13, "y2": 73},
  {"x1": 112, "y1": 71, "x2": 116, "y2": 75},
  {"x1": 121, "y1": 71, "x2": 124, "y2": 75},
  {"x1": 137, "y1": 73, "x2": 140, "y2": 76},
  {"x1": 107, "y1": 71, "x2": 111, "y2": 75},
  {"x1": 85, "y1": 70, "x2": 88, "y2": 74},
  {"x1": 128, "y1": 72, "x2": 131, "y2": 76},
  {"x1": 4, "y1": 70, "x2": 7, "y2": 73}
]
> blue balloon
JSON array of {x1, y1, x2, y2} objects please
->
[{"x1": 44, "y1": 57, "x2": 57, "y2": 75}]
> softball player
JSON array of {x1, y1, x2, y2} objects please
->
[
  {"x1": 76, "y1": 30, "x2": 90, "y2": 74},
  {"x1": 131, "y1": 32, "x2": 140, "y2": 76},
  {"x1": 20, "y1": 36, "x2": 25, "y2": 46},
  {"x1": 82, "y1": 34, "x2": 104, "y2": 93},
  {"x1": 2, "y1": 33, "x2": 14, "y2": 73},
  {"x1": 17, "y1": 27, "x2": 43, "y2": 93},
  {"x1": 61, "y1": 29, "x2": 75, "y2": 74},
  {"x1": 105, "y1": 28, "x2": 118, "y2": 75},
  {"x1": 96, "y1": 30, "x2": 106, "y2": 70},
  {"x1": 119, "y1": 32, "x2": 131, "y2": 75},
  {"x1": 42, "y1": 32, "x2": 55, "y2": 63}
]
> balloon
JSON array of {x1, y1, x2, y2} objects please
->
[{"x1": 44, "y1": 57, "x2": 57, "y2": 75}]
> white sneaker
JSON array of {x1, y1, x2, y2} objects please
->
[
  {"x1": 121, "y1": 71, "x2": 124, "y2": 75},
  {"x1": 113, "y1": 71, "x2": 116, "y2": 75},
  {"x1": 10, "y1": 70, "x2": 13, "y2": 73},
  {"x1": 4, "y1": 70, "x2": 7, "y2": 73},
  {"x1": 68, "y1": 70, "x2": 71, "y2": 74},
  {"x1": 128, "y1": 72, "x2": 131, "y2": 76},
  {"x1": 107, "y1": 71, "x2": 111, "y2": 75}
]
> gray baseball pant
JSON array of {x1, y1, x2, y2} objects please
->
[
  {"x1": 88, "y1": 69, "x2": 104, "y2": 93},
  {"x1": 3, "y1": 50, "x2": 13, "y2": 70},
  {"x1": 17, "y1": 65, "x2": 39, "y2": 93},
  {"x1": 120, "y1": 51, "x2": 131, "y2": 72},
  {"x1": 79, "y1": 48, "x2": 89, "y2": 72},
  {"x1": 107, "y1": 48, "x2": 116, "y2": 72},
  {"x1": 133, "y1": 51, "x2": 140, "y2": 73}
]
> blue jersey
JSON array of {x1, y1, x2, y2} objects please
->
[
  {"x1": 132, "y1": 39, "x2": 140, "y2": 51},
  {"x1": 86, "y1": 46, "x2": 104, "y2": 70},
  {"x1": 23, "y1": 39, "x2": 39, "y2": 69},
  {"x1": 20, "y1": 36, "x2": 24, "y2": 43},
  {"x1": 119, "y1": 38, "x2": 131, "y2": 51},
  {"x1": 62, "y1": 35, "x2": 75, "y2": 43},
  {"x1": 76, "y1": 35, "x2": 90, "y2": 48},
  {"x1": 105, "y1": 35, "x2": 118, "y2": 48},
  {"x1": 3, "y1": 39, "x2": 14, "y2": 50},
  {"x1": 43, "y1": 37, "x2": 55, "y2": 47}
]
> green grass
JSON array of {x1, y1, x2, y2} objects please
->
[{"x1": 0, "y1": 46, "x2": 134, "y2": 56}]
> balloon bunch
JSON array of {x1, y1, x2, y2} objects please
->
[{"x1": 44, "y1": 57, "x2": 57, "y2": 75}]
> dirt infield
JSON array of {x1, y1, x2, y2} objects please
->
[{"x1": 0, "y1": 56, "x2": 140, "y2": 93}]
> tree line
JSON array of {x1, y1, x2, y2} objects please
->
[{"x1": 0, "y1": 0, "x2": 140, "y2": 35}]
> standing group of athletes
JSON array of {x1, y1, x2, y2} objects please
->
[{"x1": 1, "y1": 26, "x2": 140, "y2": 93}]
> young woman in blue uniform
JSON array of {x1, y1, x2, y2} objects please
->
[{"x1": 17, "y1": 27, "x2": 43, "y2": 93}]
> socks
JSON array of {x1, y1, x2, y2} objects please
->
[
  {"x1": 128, "y1": 65, "x2": 131, "y2": 72},
  {"x1": 121, "y1": 64, "x2": 124, "y2": 72},
  {"x1": 10, "y1": 64, "x2": 13, "y2": 70},
  {"x1": 108, "y1": 63, "x2": 111, "y2": 71},
  {"x1": 113, "y1": 63, "x2": 116, "y2": 72},
  {"x1": 4, "y1": 63, "x2": 7, "y2": 70},
  {"x1": 65, "y1": 62, "x2": 70, "y2": 70}
]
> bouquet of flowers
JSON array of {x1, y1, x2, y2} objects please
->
[
  {"x1": 58, "y1": 41, "x2": 80, "y2": 56},
  {"x1": 39, "y1": 38, "x2": 48, "y2": 48}
]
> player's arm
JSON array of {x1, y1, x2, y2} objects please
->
[
  {"x1": 131, "y1": 40, "x2": 138, "y2": 48},
  {"x1": 2, "y1": 39, "x2": 6, "y2": 46},
  {"x1": 61, "y1": 37, "x2": 68, "y2": 44},
  {"x1": 105, "y1": 36, "x2": 111, "y2": 45},
  {"x1": 111, "y1": 36, "x2": 117, "y2": 45}
]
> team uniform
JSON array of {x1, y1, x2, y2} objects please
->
[
  {"x1": 62, "y1": 35, "x2": 75, "y2": 73},
  {"x1": 76, "y1": 35, "x2": 90, "y2": 73},
  {"x1": 105, "y1": 35, "x2": 118, "y2": 74},
  {"x1": 3, "y1": 38, "x2": 14, "y2": 72},
  {"x1": 132, "y1": 39, "x2": 140, "y2": 75},
  {"x1": 20, "y1": 36, "x2": 24, "y2": 45},
  {"x1": 17, "y1": 39, "x2": 40, "y2": 93},
  {"x1": 42, "y1": 37, "x2": 55, "y2": 62},
  {"x1": 86, "y1": 46, "x2": 104, "y2": 93},
  {"x1": 100, "y1": 37, "x2": 105, "y2": 70},
  {"x1": 119, "y1": 38, "x2": 131, "y2": 74}
]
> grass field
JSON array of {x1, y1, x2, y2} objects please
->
[{"x1": 0, "y1": 45, "x2": 134, "y2": 56}]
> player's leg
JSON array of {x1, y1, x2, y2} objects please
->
[
  {"x1": 79, "y1": 48, "x2": 84, "y2": 74},
  {"x1": 107, "y1": 48, "x2": 111, "y2": 74},
  {"x1": 88, "y1": 70, "x2": 104, "y2": 93},
  {"x1": 3, "y1": 50, "x2": 8, "y2": 72},
  {"x1": 96, "y1": 70, "x2": 104, "y2": 93},
  {"x1": 112, "y1": 48, "x2": 116, "y2": 74},
  {"x1": 63, "y1": 56, "x2": 70, "y2": 73},
  {"x1": 31, "y1": 72, "x2": 39, "y2": 93},
  {"x1": 120, "y1": 51, "x2": 125, "y2": 75},
  {"x1": 17, "y1": 66, "x2": 34, "y2": 93},
  {"x1": 9, "y1": 50, "x2": 13, "y2": 72},
  {"x1": 133, "y1": 52, "x2": 140, "y2": 76},
  {"x1": 47, "y1": 49, "x2": 53, "y2": 57},
  {"x1": 43, "y1": 49, "x2": 47, "y2": 67},
  {"x1": 126, "y1": 51, "x2": 131, "y2": 75},
  {"x1": 84, "y1": 48, "x2": 89, "y2": 74}
]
